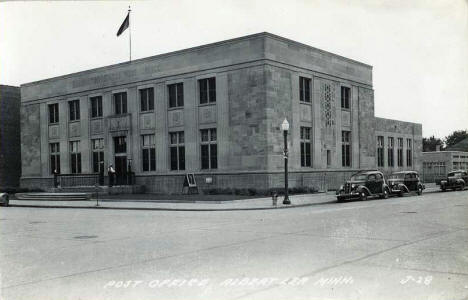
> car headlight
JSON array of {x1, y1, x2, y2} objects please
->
[{"x1": 351, "y1": 184, "x2": 356, "y2": 189}]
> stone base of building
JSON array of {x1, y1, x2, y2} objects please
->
[{"x1": 21, "y1": 170, "x2": 370, "y2": 195}]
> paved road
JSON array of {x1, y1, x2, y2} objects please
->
[{"x1": 1, "y1": 190, "x2": 468, "y2": 300}]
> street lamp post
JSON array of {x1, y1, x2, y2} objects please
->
[{"x1": 281, "y1": 118, "x2": 291, "y2": 205}]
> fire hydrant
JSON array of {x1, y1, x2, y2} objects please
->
[{"x1": 272, "y1": 192, "x2": 278, "y2": 206}]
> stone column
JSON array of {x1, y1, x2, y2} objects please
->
[
  {"x1": 103, "y1": 92, "x2": 113, "y2": 168},
  {"x1": 80, "y1": 96, "x2": 90, "y2": 173},
  {"x1": 39, "y1": 103, "x2": 49, "y2": 176},
  {"x1": 351, "y1": 86, "x2": 360, "y2": 168},
  {"x1": 216, "y1": 73, "x2": 230, "y2": 170},
  {"x1": 155, "y1": 83, "x2": 168, "y2": 171},
  {"x1": 184, "y1": 78, "x2": 199, "y2": 171},
  {"x1": 59, "y1": 100, "x2": 70, "y2": 174}
]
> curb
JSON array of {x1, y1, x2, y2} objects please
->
[{"x1": 8, "y1": 200, "x2": 337, "y2": 212}]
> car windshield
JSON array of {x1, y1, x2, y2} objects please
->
[
  {"x1": 350, "y1": 174, "x2": 367, "y2": 181},
  {"x1": 389, "y1": 173, "x2": 405, "y2": 179}
]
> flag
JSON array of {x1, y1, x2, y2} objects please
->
[{"x1": 116, "y1": 12, "x2": 130, "y2": 37}]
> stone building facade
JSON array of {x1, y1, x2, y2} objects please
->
[
  {"x1": 0, "y1": 85, "x2": 21, "y2": 189},
  {"x1": 19, "y1": 33, "x2": 422, "y2": 193},
  {"x1": 422, "y1": 151, "x2": 468, "y2": 183}
]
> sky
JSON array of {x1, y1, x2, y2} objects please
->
[{"x1": 1, "y1": 0, "x2": 467, "y2": 138}]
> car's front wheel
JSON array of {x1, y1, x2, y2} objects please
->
[
  {"x1": 359, "y1": 192, "x2": 367, "y2": 201},
  {"x1": 460, "y1": 183, "x2": 465, "y2": 191}
]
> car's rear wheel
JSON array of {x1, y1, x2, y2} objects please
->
[
  {"x1": 359, "y1": 192, "x2": 367, "y2": 201},
  {"x1": 417, "y1": 186, "x2": 423, "y2": 195},
  {"x1": 441, "y1": 185, "x2": 446, "y2": 192},
  {"x1": 398, "y1": 191, "x2": 404, "y2": 197},
  {"x1": 460, "y1": 183, "x2": 465, "y2": 191},
  {"x1": 380, "y1": 188, "x2": 389, "y2": 199}
]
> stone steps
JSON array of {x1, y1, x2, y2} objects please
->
[{"x1": 15, "y1": 193, "x2": 91, "y2": 201}]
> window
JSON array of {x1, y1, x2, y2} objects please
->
[
  {"x1": 342, "y1": 131, "x2": 351, "y2": 167},
  {"x1": 397, "y1": 138, "x2": 403, "y2": 167},
  {"x1": 299, "y1": 77, "x2": 311, "y2": 102},
  {"x1": 91, "y1": 138, "x2": 104, "y2": 173},
  {"x1": 300, "y1": 127, "x2": 312, "y2": 167},
  {"x1": 140, "y1": 88, "x2": 154, "y2": 112},
  {"x1": 377, "y1": 136, "x2": 384, "y2": 167},
  {"x1": 69, "y1": 141, "x2": 81, "y2": 174},
  {"x1": 114, "y1": 92, "x2": 127, "y2": 115},
  {"x1": 199, "y1": 77, "x2": 216, "y2": 104},
  {"x1": 168, "y1": 83, "x2": 184, "y2": 108},
  {"x1": 50, "y1": 143, "x2": 60, "y2": 174},
  {"x1": 114, "y1": 136, "x2": 127, "y2": 154},
  {"x1": 69, "y1": 100, "x2": 80, "y2": 121},
  {"x1": 406, "y1": 138, "x2": 413, "y2": 167},
  {"x1": 200, "y1": 128, "x2": 217, "y2": 169},
  {"x1": 327, "y1": 150, "x2": 331, "y2": 167},
  {"x1": 49, "y1": 103, "x2": 59, "y2": 124},
  {"x1": 388, "y1": 137, "x2": 394, "y2": 167},
  {"x1": 141, "y1": 134, "x2": 156, "y2": 171},
  {"x1": 341, "y1": 86, "x2": 350, "y2": 109},
  {"x1": 90, "y1": 96, "x2": 103, "y2": 118},
  {"x1": 170, "y1": 131, "x2": 185, "y2": 170}
]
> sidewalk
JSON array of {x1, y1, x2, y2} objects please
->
[
  {"x1": 7, "y1": 185, "x2": 440, "y2": 211},
  {"x1": 9, "y1": 193, "x2": 336, "y2": 211}
]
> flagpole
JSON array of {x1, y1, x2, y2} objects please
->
[{"x1": 128, "y1": 6, "x2": 132, "y2": 62}]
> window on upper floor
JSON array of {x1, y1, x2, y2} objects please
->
[
  {"x1": 299, "y1": 77, "x2": 311, "y2": 103},
  {"x1": 90, "y1": 96, "x2": 103, "y2": 118},
  {"x1": 140, "y1": 88, "x2": 154, "y2": 112},
  {"x1": 49, "y1": 103, "x2": 59, "y2": 124},
  {"x1": 69, "y1": 100, "x2": 80, "y2": 121},
  {"x1": 114, "y1": 92, "x2": 127, "y2": 115},
  {"x1": 341, "y1": 86, "x2": 350, "y2": 109},
  {"x1": 199, "y1": 77, "x2": 216, "y2": 104},
  {"x1": 168, "y1": 83, "x2": 184, "y2": 108}
]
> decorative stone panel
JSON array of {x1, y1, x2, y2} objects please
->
[
  {"x1": 68, "y1": 122, "x2": 81, "y2": 137},
  {"x1": 300, "y1": 104, "x2": 312, "y2": 122},
  {"x1": 341, "y1": 110, "x2": 351, "y2": 127},
  {"x1": 320, "y1": 79, "x2": 336, "y2": 148},
  {"x1": 108, "y1": 114, "x2": 131, "y2": 132},
  {"x1": 48, "y1": 124, "x2": 60, "y2": 139},
  {"x1": 140, "y1": 113, "x2": 155, "y2": 130},
  {"x1": 90, "y1": 119, "x2": 103, "y2": 135},
  {"x1": 168, "y1": 109, "x2": 184, "y2": 128},
  {"x1": 198, "y1": 105, "x2": 217, "y2": 124}
]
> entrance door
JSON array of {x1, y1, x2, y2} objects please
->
[{"x1": 115, "y1": 156, "x2": 127, "y2": 185}]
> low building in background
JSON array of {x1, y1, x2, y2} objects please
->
[
  {"x1": 19, "y1": 33, "x2": 422, "y2": 193},
  {"x1": 0, "y1": 85, "x2": 21, "y2": 189},
  {"x1": 422, "y1": 151, "x2": 468, "y2": 183}
]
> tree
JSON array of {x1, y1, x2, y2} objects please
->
[
  {"x1": 444, "y1": 130, "x2": 468, "y2": 149},
  {"x1": 423, "y1": 135, "x2": 443, "y2": 152}
]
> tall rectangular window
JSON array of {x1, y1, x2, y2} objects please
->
[
  {"x1": 140, "y1": 88, "x2": 154, "y2": 112},
  {"x1": 300, "y1": 127, "x2": 312, "y2": 167},
  {"x1": 377, "y1": 136, "x2": 384, "y2": 167},
  {"x1": 170, "y1": 131, "x2": 185, "y2": 170},
  {"x1": 91, "y1": 138, "x2": 104, "y2": 173},
  {"x1": 299, "y1": 77, "x2": 311, "y2": 102},
  {"x1": 69, "y1": 141, "x2": 81, "y2": 174},
  {"x1": 69, "y1": 100, "x2": 80, "y2": 121},
  {"x1": 50, "y1": 143, "x2": 60, "y2": 174},
  {"x1": 168, "y1": 83, "x2": 184, "y2": 108},
  {"x1": 49, "y1": 103, "x2": 59, "y2": 124},
  {"x1": 199, "y1": 77, "x2": 216, "y2": 104},
  {"x1": 90, "y1": 96, "x2": 103, "y2": 118},
  {"x1": 141, "y1": 134, "x2": 156, "y2": 172},
  {"x1": 327, "y1": 150, "x2": 331, "y2": 167},
  {"x1": 406, "y1": 138, "x2": 413, "y2": 167},
  {"x1": 200, "y1": 128, "x2": 217, "y2": 169},
  {"x1": 114, "y1": 92, "x2": 127, "y2": 115},
  {"x1": 397, "y1": 138, "x2": 403, "y2": 167},
  {"x1": 114, "y1": 136, "x2": 127, "y2": 154},
  {"x1": 388, "y1": 137, "x2": 394, "y2": 167},
  {"x1": 342, "y1": 131, "x2": 351, "y2": 167},
  {"x1": 341, "y1": 86, "x2": 350, "y2": 109}
]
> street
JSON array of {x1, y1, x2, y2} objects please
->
[{"x1": 1, "y1": 190, "x2": 468, "y2": 300}]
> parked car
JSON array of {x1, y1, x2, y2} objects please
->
[
  {"x1": 0, "y1": 193, "x2": 9, "y2": 207},
  {"x1": 336, "y1": 171, "x2": 390, "y2": 201},
  {"x1": 440, "y1": 170, "x2": 468, "y2": 191},
  {"x1": 387, "y1": 171, "x2": 425, "y2": 196}
]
